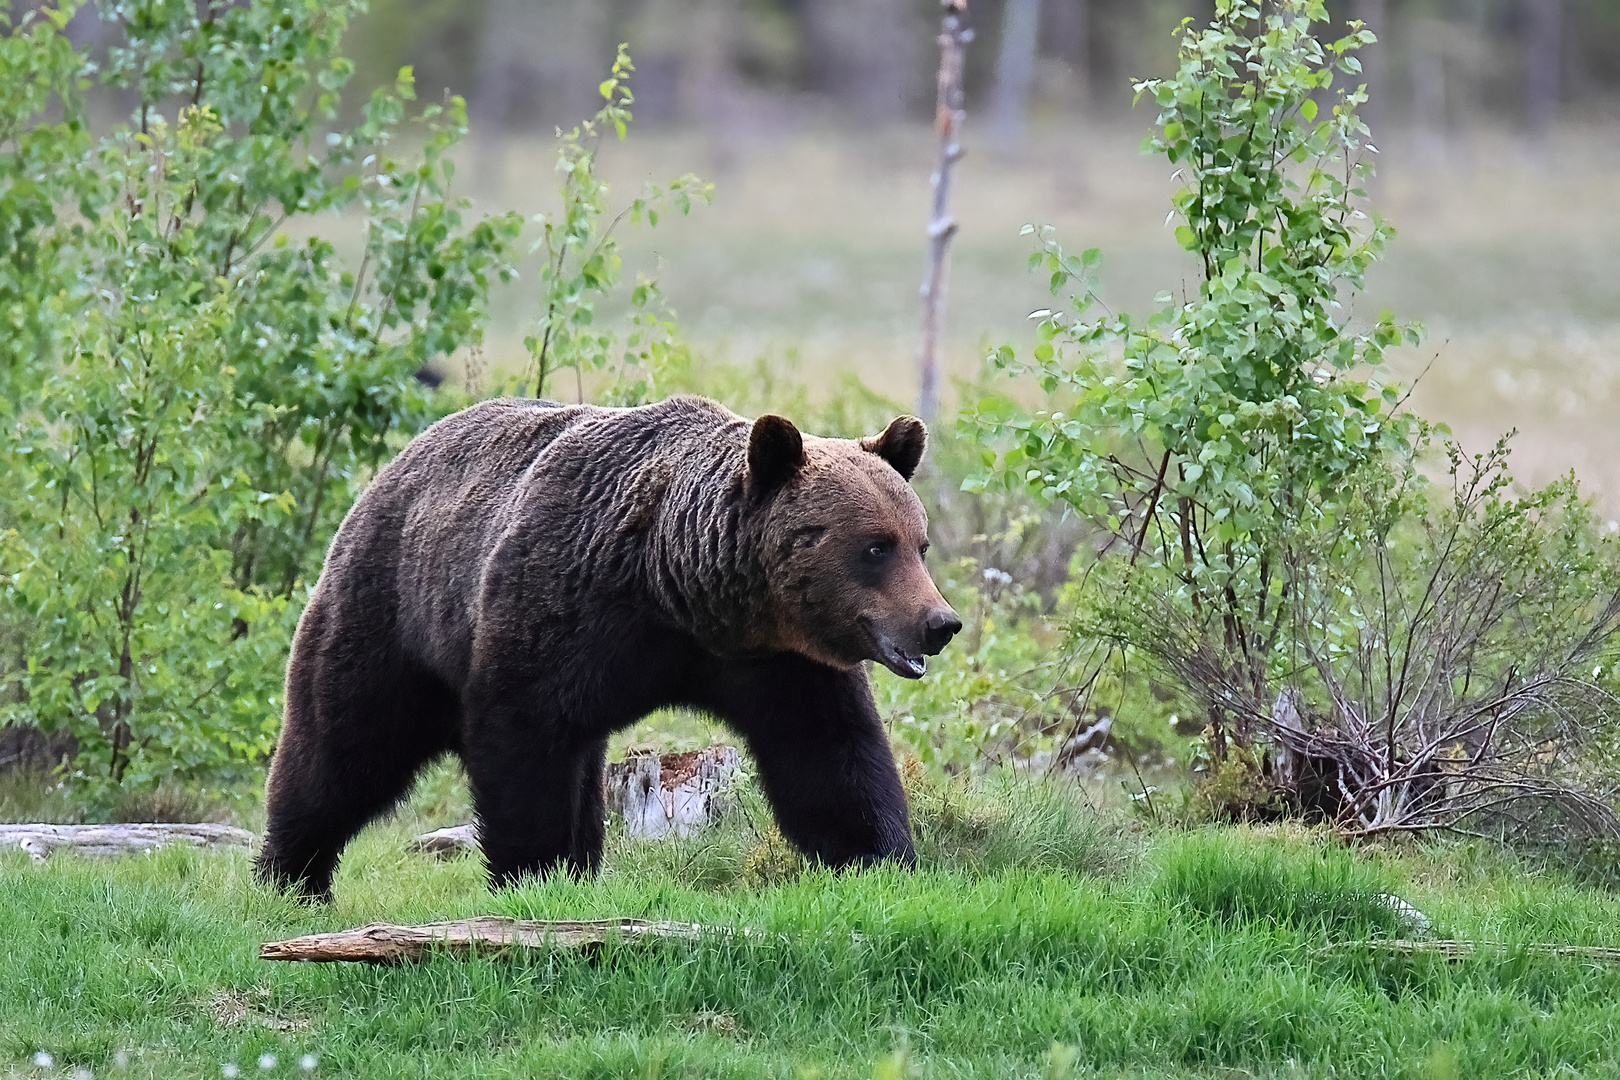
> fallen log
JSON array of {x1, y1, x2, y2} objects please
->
[
  {"x1": 0, "y1": 822, "x2": 254, "y2": 862},
  {"x1": 408, "y1": 823, "x2": 479, "y2": 857},
  {"x1": 1339, "y1": 939, "x2": 1620, "y2": 964},
  {"x1": 260, "y1": 917, "x2": 730, "y2": 963}
]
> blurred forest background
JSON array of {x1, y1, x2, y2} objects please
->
[{"x1": 52, "y1": 0, "x2": 1620, "y2": 503}]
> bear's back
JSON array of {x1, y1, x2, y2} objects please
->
[{"x1": 319, "y1": 395, "x2": 746, "y2": 685}]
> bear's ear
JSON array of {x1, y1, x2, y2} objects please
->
[
  {"x1": 748, "y1": 414, "x2": 804, "y2": 494},
  {"x1": 861, "y1": 415, "x2": 927, "y2": 481}
]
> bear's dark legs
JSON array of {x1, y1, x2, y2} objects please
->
[
  {"x1": 464, "y1": 722, "x2": 605, "y2": 887},
  {"x1": 570, "y1": 738, "x2": 609, "y2": 874},
  {"x1": 256, "y1": 618, "x2": 456, "y2": 900},
  {"x1": 702, "y1": 656, "x2": 915, "y2": 867}
]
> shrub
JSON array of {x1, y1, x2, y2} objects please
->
[
  {"x1": 967, "y1": 0, "x2": 1620, "y2": 841},
  {"x1": 0, "y1": 3, "x2": 702, "y2": 789}
]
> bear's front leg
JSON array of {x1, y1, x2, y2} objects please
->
[
  {"x1": 461, "y1": 691, "x2": 605, "y2": 887},
  {"x1": 704, "y1": 654, "x2": 915, "y2": 867}
]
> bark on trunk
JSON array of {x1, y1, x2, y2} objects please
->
[
  {"x1": 919, "y1": 0, "x2": 972, "y2": 423},
  {"x1": 988, "y1": 0, "x2": 1041, "y2": 145},
  {"x1": 1525, "y1": 0, "x2": 1562, "y2": 137}
]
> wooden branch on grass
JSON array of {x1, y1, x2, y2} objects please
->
[
  {"x1": 408, "y1": 823, "x2": 480, "y2": 856},
  {"x1": 0, "y1": 822, "x2": 254, "y2": 862},
  {"x1": 918, "y1": 0, "x2": 972, "y2": 423},
  {"x1": 260, "y1": 917, "x2": 733, "y2": 963},
  {"x1": 1339, "y1": 939, "x2": 1620, "y2": 965}
]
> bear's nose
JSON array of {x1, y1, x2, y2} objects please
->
[{"x1": 922, "y1": 609, "x2": 963, "y2": 654}]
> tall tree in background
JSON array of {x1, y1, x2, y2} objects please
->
[
  {"x1": 1525, "y1": 0, "x2": 1562, "y2": 137},
  {"x1": 473, "y1": 0, "x2": 609, "y2": 135},
  {"x1": 988, "y1": 0, "x2": 1041, "y2": 143},
  {"x1": 1352, "y1": 0, "x2": 1386, "y2": 130},
  {"x1": 1042, "y1": 0, "x2": 1091, "y2": 106},
  {"x1": 799, "y1": 0, "x2": 927, "y2": 118}
]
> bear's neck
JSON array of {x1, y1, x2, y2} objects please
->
[{"x1": 642, "y1": 443, "x2": 777, "y2": 655}]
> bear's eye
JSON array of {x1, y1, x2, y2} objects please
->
[
  {"x1": 919, "y1": 542, "x2": 930, "y2": 559},
  {"x1": 864, "y1": 540, "x2": 893, "y2": 562}
]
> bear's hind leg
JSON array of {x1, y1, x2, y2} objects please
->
[
  {"x1": 569, "y1": 739, "x2": 609, "y2": 875},
  {"x1": 256, "y1": 662, "x2": 456, "y2": 901}
]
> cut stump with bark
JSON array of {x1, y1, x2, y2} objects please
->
[
  {"x1": 607, "y1": 745, "x2": 740, "y2": 838},
  {"x1": 260, "y1": 917, "x2": 729, "y2": 963},
  {"x1": 0, "y1": 822, "x2": 254, "y2": 862},
  {"x1": 407, "y1": 746, "x2": 742, "y2": 856}
]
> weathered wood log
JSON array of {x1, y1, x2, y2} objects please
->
[
  {"x1": 1340, "y1": 939, "x2": 1620, "y2": 964},
  {"x1": 408, "y1": 823, "x2": 480, "y2": 857},
  {"x1": 605, "y1": 745, "x2": 740, "y2": 838},
  {"x1": 260, "y1": 917, "x2": 728, "y2": 963},
  {"x1": 0, "y1": 822, "x2": 254, "y2": 862}
]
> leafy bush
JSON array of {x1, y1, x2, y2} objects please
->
[
  {"x1": 517, "y1": 44, "x2": 710, "y2": 405},
  {"x1": 968, "y1": 0, "x2": 1415, "y2": 751},
  {"x1": 966, "y1": 0, "x2": 1620, "y2": 840},
  {"x1": 0, "y1": 2, "x2": 706, "y2": 789}
]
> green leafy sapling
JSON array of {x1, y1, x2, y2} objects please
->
[
  {"x1": 0, "y1": 0, "x2": 522, "y2": 786},
  {"x1": 523, "y1": 44, "x2": 711, "y2": 401},
  {"x1": 966, "y1": 0, "x2": 1423, "y2": 759}
]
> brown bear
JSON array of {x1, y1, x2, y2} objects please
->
[{"x1": 254, "y1": 395, "x2": 961, "y2": 899}]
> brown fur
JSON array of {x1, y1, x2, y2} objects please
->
[{"x1": 255, "y1": 395, "x2": 960, "y2": 898}]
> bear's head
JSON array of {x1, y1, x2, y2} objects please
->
[{"x1": 748, "y1": 413, "x2": 962, "y2": 679}]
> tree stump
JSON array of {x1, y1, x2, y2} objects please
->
[
  {"x1": 605, "y1": 745, "x2": 740, "y2": 838},
  {"x1": 407, "y1": 746, "x2": 742, "y2": 855},
  {"x1": 0, "y1": 822, "x2": 254, "y2": 862}
]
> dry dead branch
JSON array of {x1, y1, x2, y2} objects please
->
[
  {"x1": 0, "y1": 822, "x2": 254, "y2": 862},
  {"x1": 1335, "y1": 939, "x2": 1620, "y2": 964},
  {"x1": 408, "y1": 823, "x2": 479, "y2": 856},
  {"x1": 260, "y1": 917, "x2": 734, "y2": 963}
]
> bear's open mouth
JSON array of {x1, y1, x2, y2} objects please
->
[{"x1": 871, "y1": 632, "x2": 926, "y2": 679}]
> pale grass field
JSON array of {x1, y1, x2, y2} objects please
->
[{"x1": 438, "y1": 116, "x2": 1620, "y2": 505}]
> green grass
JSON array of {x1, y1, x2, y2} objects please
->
[{"x1": 8, "y1": 772, "x2": 1620, "y2": 1079}]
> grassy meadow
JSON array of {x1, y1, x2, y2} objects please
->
[
  {"x1": 7, "y1": 767, "x2": 1620, "y2": 1079},
  {"x1": 450, "y1": 118, "x2": 1620, "y2": 507},
  {"x1": 8, "y1": 38, "x2": 1620, "y2": 1078}
]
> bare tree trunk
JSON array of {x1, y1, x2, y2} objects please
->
[
  {"x1": 919, "y1": 1, "x2": 972, "y2": 424},
  {"x1": 799, "y1": 0, "x2": 927, "y2": 120},
  {"x1": 988, "y1": 0, "x2": 1041, "y2": 145},
  {"x1": 1409, "y1": 19, "x2": 1447, "y2": 165},
  {"x1": 1351, "y1": 0, "x2": 1386, "y2": 130},
  {"x1": 1042, "y1": 0, "x2": 1091, "y2": 108},
  {"x1": 1525, "y1": 0, "x2": 1562, "y2": 139}
]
